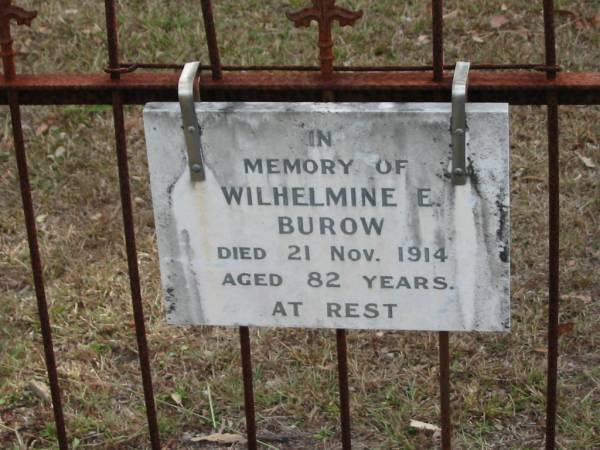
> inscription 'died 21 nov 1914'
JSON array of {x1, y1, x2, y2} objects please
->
[{"x1": 143, "y1": 102, "x2": 510, "y2": 332}]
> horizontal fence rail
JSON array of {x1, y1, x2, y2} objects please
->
[
  {"x1": 0, "y1": 71, "x2": 599, "y2": 105},
  {"x1": 1, "y1": 0, "x2": 598, "y2": 449}
]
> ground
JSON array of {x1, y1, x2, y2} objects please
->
[{"x1": 0, "y1": 0, "x2": 599, "y2": 449}]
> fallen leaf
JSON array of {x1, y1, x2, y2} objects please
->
[
  {"x1": 417, "y1": 34, "x2": 430, "y2": 45},
  {"x1": 410, "y1": 419, "x2": 441, "y2": 432},
  {"x1": 534, "y1": 348, "x2": 548, "y2": 354},
  {"x1": 490, "y1": 15, "x2": 509, "y2": 28},
  {"x1": 555, "y1": 9, "x2": 578, "y2": 18},
  {"x1": 575, "y1": 152, "x2": 596, "y2": 169},
  {"x1": 170, "y1": 392, "x2": 183, "y2": 406},
  {"x1": 36, "y1": 123, "x2": 49, "y2": 136},
  {"x1": 54, "y1": 146, "x2": 66, "y2": 158},
  {"x1": 558, "y1": 322, "x2": 574, "y2": 336},
  {"x1": 432, "y1": 429, "x2": 442, "y2": 446},
  {"x1": 255, "y1": 431, "x2": 300, "y2": 443},
  {"x1": 28, "y1": 380, "x2": 51, "y2": 403},
  {"x1": 190, "y1": 433, "x2": 246, "y2": 444},
  {"x1": 36, "y1": 214, "x2": 48, "y2": 223},
  {"x1": 521, "y1": 175, "x2": 545, "y2": 183},
  {"x1": 125, "y1": 117, "x2": 141, "y2": 131},
  {"x1": 512, "y1": 167, "x2": 525, "y2": 179},
  {"x1": 512, "y1": 26, "x2": 530, "y2": 39},
  {"x1": 555, "y1": 9, "x2": 589, "y2": 29},
  {"x1": 472, "y1": 34, "x2": 485, "y2": 43},
  {"x1": 562, "y1": 294, "x2": 592, "y2": 303},
  {"x1": 443, "y1": 10, "x2": 459, "y2": 20}
]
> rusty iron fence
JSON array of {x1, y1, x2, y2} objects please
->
[{"x1": 1, "y1": 0, "x2": 599, "y2": 449}]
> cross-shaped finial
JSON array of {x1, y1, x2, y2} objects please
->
[
  {"x1": 0, "y1": 0, "x2": 37, "y2": 80},
  {"x1": 287, "y1": 0, "x2": 362, "y2": 78}
]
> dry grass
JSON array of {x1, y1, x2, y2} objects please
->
[{"x1": 1, "y1": 1, "x2": 599, "y2": 449}]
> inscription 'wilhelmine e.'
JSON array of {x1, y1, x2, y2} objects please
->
[{"x1": 144, "y1": 102, "x2": 510, "y2": 332}]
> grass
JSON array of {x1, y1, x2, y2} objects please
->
[{"x1": 1, "y1": 0, "x2": 599, "y2": 449}]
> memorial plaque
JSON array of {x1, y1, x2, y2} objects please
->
[{"x1": 144, "y1": 102, "x2": 510, "y2": 331}]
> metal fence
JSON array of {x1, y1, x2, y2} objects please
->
[{"x1": 1, "y1": 1, "x2": 599, "y2": 449}]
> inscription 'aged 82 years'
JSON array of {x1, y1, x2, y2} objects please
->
[{"x1": 143, "y1": 102, "x2": 510, "y2": 332}]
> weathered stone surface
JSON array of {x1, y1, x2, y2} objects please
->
[{"x1": 144, "y1": 102, "x2": 510, "y2": 331}]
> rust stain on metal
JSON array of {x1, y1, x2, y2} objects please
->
[
  {"x1": 103, "y1": 2, "x2": 162, "y2": 448},
  {"x1": 287, "y1": 0, "x2": 362, "y2": 78},
  {"x1": 7, "y1": 90, "x2": 69, "y2": 450},
  {"x1": 1, "y1": 71, "x2": 599, "y2": 105},
  {"x1": 439, "y1": 331, "x2": 451, "y2": 449},
  {"x1": 431, "y1": 0, "x2": 444, "y2": 82},
  {"x1": 0, "y1": 0, "x2": 36, "y2": 80},
  {"x1": 336, "y1": 328, "x2": 351, "y2": 449},
  {"x1": 544, "y1": 93, "x2": 560, "y2": 450},
  {"x1": 239, "y1": 327, "x2": 258, "y2": 450},
  {"x1": 200, "y1": 0, "x2": 222, "y2": 80}
]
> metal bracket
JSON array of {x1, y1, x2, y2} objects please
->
[
  {"x1": 178, "y1": 61, "x2": 205, "y2": 182},
  {"x1": 451, "y1": 61, "x2": 470, "y2": 185}
]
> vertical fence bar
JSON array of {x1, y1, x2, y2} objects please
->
[
  {"x1": 544, "y1": 92, "x2": 559, "y2": 450},
  {"x1": 336, "y1": 329, "x2": 352, "y2": 450},
  {"x1": 542, "y1": 1, "x2": 559, "y2": 449},
  {"x1": 434, "y1": 0, "x2": 451, "y2": 440},
  {"x1": 330, "y1": 107, "x2": 351, "y2": 448},
  {"x1": 110, "y1": 92, "x2": 161, "y2": 450},
  {"x1": 439, "y1": 331, "x2": 451, "y2": 449},
  {"x1": 321, "y1": 87, "x2": 352, "y2": 448},
  {"x1": 7, "y1": 90, "x2": 69, "y2": 450},
  {"x1": 542, "y1": 0, "x2": 557, "y2": 80},
  {"x1": 434, "y1": 1, "x2": 453, "y2": 445},
  {"x1": 200, "y1": 0, "x2": 223, "y2": 80},
  {"x1": 104, "y1": 1, "x2": 161, "y2": 448},
  {"x1": 2, "y1": 7, "x2": 69, "y2": 448},
  {"x1": 431, "y1": 0, "x2": 444, "y2": 81},
  {"x1": 239, "y1": 327, "x2": 258, "y2": 450},
  {"x1": 104, "y1": 0, "x2": 120, "y2": 80},
  {"x1": 314, "y1": 34, "x2": 352, "y2": 443},
  {"x1": 433, "y1": 0, "x2": 452, "y2": 442},
  {"x1": 199, "y1": 1, "x2": 254, "y2": 446}
]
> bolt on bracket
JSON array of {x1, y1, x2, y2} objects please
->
[
  {"x1": 451, "y1": 61, "x2": 470, "y2": 185},
  {"x1": 178, "y1": 61, "x2": 205, "y2": 182}
]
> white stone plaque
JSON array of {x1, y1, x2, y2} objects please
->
[{"x1": 144, "y1": 102, "x2": 510, "y2": 331}]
